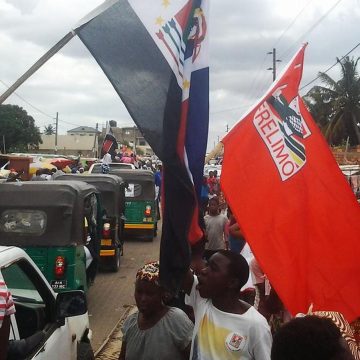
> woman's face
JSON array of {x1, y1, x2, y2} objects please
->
[{"x1": 134, "y1": 279, "x2": 162, "y2": 316}]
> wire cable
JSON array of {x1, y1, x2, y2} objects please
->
[
  {"x1": 300, "y1": 41, "x2": 360, "y2": 91},
  {"x1": 273, "y1": 0, "x2": 315, "y2": 48},
  {"x1": 280, "y1": 0, "x2": 344, "y2": 60},
  {"x1": 0, "y1": 79, "x2": 97, "y2": 129}
]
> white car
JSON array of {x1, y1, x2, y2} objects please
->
[
  {"x1": 204, "y1": 164, "x2": 222, "y2": 177},
  {"x1": 88, "y1": 162, "x2": 136, "y2": 173},
  {"x1": 0, "y1": 246, "x2": 93, "y2": 359}
]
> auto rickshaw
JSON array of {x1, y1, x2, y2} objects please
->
[
  {"x1": 54, "y1": 173, "x2": 126, "y2": 271},
  {"x1": 109, "y1": 169, "x2": 157, "y2": 241},
  {"x1": 0, "y1": 181, "x2": 101, "y2": 292}
]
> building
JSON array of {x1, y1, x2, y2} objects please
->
[
  {"x1": 67, "y1": 126, "x2": 99, "y2": 137},
  {"x1": 37, "y1": 134, "x2": 98, "y2": 157},
  {"x1": 101, "y1": 125, "x2": 153, "y2": 156}
]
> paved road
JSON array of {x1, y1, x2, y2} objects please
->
[{"x1": 87, "y1": 229, "x2": 161, "y2": 352}]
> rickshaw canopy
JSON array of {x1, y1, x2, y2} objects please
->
[
  {"x1": 0, "y1": 181, "x2": 99, "y2": 247},
  {"x1": 109, "y1": 169, "x2": 155, "y2": 200},
  {"x1": 53, "y1": 174, "x2": 125, "y2": 217}
]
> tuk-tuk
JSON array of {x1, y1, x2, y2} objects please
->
[
  {"x1": 110, "y1": 169, "x2": 157, "y2": 240},
  {"x1": 0, "y1": 181, "x2": 101, "y2": 292},
  {"x1": 54, "y1": 173, "x2": 126, "y2": 271}
]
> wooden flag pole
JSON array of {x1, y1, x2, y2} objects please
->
[{"x1": 0, "y1": 31, "x2": 76, "y2": 105}]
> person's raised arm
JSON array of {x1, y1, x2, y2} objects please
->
[
  {"x1": 229, "y1": 222, "x2": 244, "y2": 238},
  {"x1": 182, "y1": 238, "x2": 207, "y2": 295}
]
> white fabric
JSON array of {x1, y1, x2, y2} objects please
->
[
  {"x1": 102, "y1": 153, "x2": 112, "y2": 165},
  {"x1": 84, "y1": 246, "x2": 93, "y2": 269},
  {"x1": 185, "y1": 276, "x2": 272, "y2": 360},
  {"x1": 204, "y1": 214, "x2": 227, "y2": 250},
  {"x1": 0, "y1": 270, "x2": 15, "y2": 328}
]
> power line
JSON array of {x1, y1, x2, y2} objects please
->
[
  {"x1": 273, "y1": 0, "x2": 315, "y2": 48},
  {"x1": 0, "y1": 79, "x2": 97, "y2": 129},
  {"x1": 300, "y1": 41, "x2": 360, "y2": 91},
  {"x1": 280, "y1": 0, "x2": 344, "y2": 59},
  {"x1": 249, "y1": 0, "x2": 315, "y2": 100},
  {"x1": 210, "y1": 102, "x2": 255, "y2": 115},
  {"x1": 0, "y1": 79, "x2": 54, "y2": 119}
]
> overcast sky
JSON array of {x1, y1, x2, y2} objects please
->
[{"x1": 1, "y1": 0, "x2": 360, "y2": 152}]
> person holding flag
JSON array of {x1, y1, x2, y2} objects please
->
[
  {"x1": 75, "y1": 0, "x2": 210, "y2": 292},
  {"x1": 220, "y1": 43, "x2": 360, "y2": 322}
]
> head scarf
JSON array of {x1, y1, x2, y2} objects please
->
[{"x1": 136, "y1": 261, "x2": 160, "y2": 285}]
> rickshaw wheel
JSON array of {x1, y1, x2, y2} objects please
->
[{"x1": 109, "y1": 247, "x2": 121, "y2": 272}]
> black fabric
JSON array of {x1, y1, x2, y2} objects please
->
[
  {"x1": 75, "y1": 0, "x2": 201, "y2": 292},
  {"x1": 76, "y1": 0, "x2": 182, "y2": 159}
]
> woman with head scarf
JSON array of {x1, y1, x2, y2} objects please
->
[{"x1": 119, "y1": 261, "x2": 193, "y2": 360}]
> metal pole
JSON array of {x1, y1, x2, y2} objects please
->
[
  {"x1": 55, "y1": 112, "x2": 59, "y2": 154},
  {"x1": 272, "y1": 48, "x2": 276, "y2": 81},
  {"x1": 93, "y1": 123, "x2": 99, "y2": 157},
  {"x1": 0, "y1": 31, "x2": 76, "y2": 104}
]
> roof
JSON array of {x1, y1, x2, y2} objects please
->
[
  {"x1": 67, "y1": 126, "x2": 99, "y2": 133},
  {"x1": 0, "y1": 181, "x2": 99, "y2": 246},
  {"x1": 108, "y1": 169, "x2": 154, "y2": 181},
  {"x1": 53, "y1": 174, "x2": 125, "y2": 216}
]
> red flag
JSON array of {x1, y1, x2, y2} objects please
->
[{"x1": 221, "y1": 44, "x2": 360, "y2": 322}]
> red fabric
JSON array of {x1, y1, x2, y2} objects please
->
[{"x1": 221, "y1": 44, "x2": 360, "y2": 322}]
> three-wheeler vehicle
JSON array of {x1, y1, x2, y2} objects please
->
[
  {"x1": 109, "y1": 169, "x2": 157, "y2": 241},
  {"x1": 0, "y1": 181, "x2": 101, "y2": 293},
  {"x1": 54, "y1": 173, "x2": 126, "y2": 271}
]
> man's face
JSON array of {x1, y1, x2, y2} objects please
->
[{"x1": 197, "y1": 252, "x2": 232, "y2": 299}]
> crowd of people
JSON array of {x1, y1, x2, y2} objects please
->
[
  {"x1": 1, "y1": 159, "x2": 359, "y2": 359},
  {"x1": 118, "y1": 254, "x2": 359, "y2": 359},
  {"x1": 116, "y1": 166, "x2": 359, "y2": 360}
]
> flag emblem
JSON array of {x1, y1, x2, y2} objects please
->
[
  {"x1": 155, "y1": 1, "x2": 207, "y2": 88},
  {"x1": 253, "y1": 86, "x2": 311, "y2": 181}
]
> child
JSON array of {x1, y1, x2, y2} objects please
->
[
  {"x1": 119, "y1": 261, "x2": 193, "y2": 360},
  {"x1": 204, "y1": 197, "x2": 228, "y2": 251}
]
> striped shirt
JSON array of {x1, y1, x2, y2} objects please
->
[{"x1": 0, "y1": 271, "x2": 15, "y2": 328}]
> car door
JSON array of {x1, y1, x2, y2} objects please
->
[{"x1": 3, "y1": 259, "x2": 76, "y2": 359}]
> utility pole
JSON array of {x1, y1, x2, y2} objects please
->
[
  {"x1": 93, "y1": 123, "x2": 99, "y2": 158},
  {"x1": 267, "y1": 48, "x2": 281, "y2": 81},
  {"x1": 133, "y1": 126, "x2": 137, "y2": 155},
  {"x1": 55, "y1": 112, "x2": 58, "y2": 154}
]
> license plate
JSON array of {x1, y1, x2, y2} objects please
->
[
  {"x1": 101, "y1": 239, "x2": 112, "y2": 246},
  {"x1": 143, "y1": 217, "x2": 153, "y2": 222},
  {"x1": 51, "y1": 280, "x2": 67, "y2": 290}
]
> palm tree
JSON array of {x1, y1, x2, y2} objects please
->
[
  {"x1": 304, "y1": 56, "x2": 360, "y2": 146},
  {"x1": 44, "y1": 124, "x2": 55, "y2": 135}
]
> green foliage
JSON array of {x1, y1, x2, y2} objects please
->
[
  {"x1": 0, "y1": 104, "x2": 42, "y2": 152},
  {"x1": 304, "y1": 56, "x2": 360, "y2": 146},
  {"x1": 44, "y1": 124, "x2": 55, "y2": 135}
]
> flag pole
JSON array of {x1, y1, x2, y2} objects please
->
[{"x1": 0, "y1": 31, "x2": 76, "y2": 105}]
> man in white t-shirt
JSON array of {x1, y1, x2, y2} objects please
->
[
  {"x1": 102, "y1": 152, "x2": 112, "y2": 165},
  {"x1": 183, "y1": 250, "x2": 272, "y2": 360}
]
